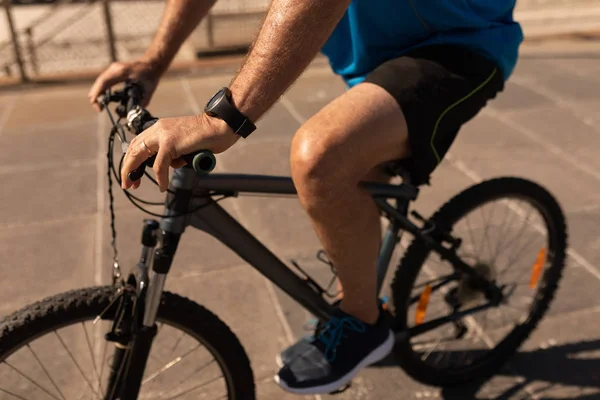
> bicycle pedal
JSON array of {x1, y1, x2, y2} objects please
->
[{"x1": 329, "y1": 382, "x2": 351, "y2": 395}]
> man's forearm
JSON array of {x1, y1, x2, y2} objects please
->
[
  {"x1": 144, "y1": 0, "x2": 216, "y2": 74},
  {"x1": 229, "y1": 0, "x2": 351, "y2": 123}
]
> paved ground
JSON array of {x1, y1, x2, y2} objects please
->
[{"x1": 1, "y1": 38, "x2": 600, "y2": 399}]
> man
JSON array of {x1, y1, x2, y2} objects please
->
[{"x1": 89, "y1": 0, "x2": 522, "y2": 395}]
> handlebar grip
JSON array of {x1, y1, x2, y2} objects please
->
[
  {"x1": 186, "y1": 151, "x2": 216, "y2": 175},
  {"x1": 127, "y1": 156, "x2": 154, "y2": 182},
  {"x1": 127, "y1": 151, "x2": 215, "y2": 183}
]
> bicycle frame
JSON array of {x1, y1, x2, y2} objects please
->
[
  {"x1": 140, "y1": 167, "x2": 502, "y2": 338},
  {"x1": 106, "y1": 155, "x2": 506, "y2": 400}
]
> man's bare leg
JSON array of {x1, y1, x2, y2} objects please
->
[{"x1": 290, "y1": 82, "x2": 410, "y2": 324}]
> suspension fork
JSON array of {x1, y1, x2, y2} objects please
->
[{"x1": 104, "y1": 218, "x2": 183, "y2": 399}]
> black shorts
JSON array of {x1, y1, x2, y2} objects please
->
[{"x1": 364, "y1": 45, "x2": 505, "y2": 186}]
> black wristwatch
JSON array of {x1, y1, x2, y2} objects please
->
[{"x1": 204, "y1": 87, "x2": 256, "y2": 138}]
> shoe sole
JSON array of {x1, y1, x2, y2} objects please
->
[
  {"x1": 275, "y1": 353, "x2": 283, "y2": 369},
  {"x1": 274, "y1": 330, "x2": 395, "y2": 395}
]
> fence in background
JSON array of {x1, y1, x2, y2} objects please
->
[
  {"x1": 3, "y1": 0, "x2": 600, "y2": 84},
  {"x1": 0, "y1": 0, "x2": 268, "y2": 83}
]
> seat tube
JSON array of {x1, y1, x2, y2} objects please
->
[
  {"x1": 376, "y1": 222, "x2": 401, "y2": 294},
  {"x1": 376, "y1": 197, "x2": 409, "y2": 294}
]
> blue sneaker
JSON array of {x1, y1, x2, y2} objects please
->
[{"x1": 274, "y1": 308, "x2": 394, "y2": 395}]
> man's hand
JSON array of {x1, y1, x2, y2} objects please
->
[
  {"x1": 121, "y1": 114, "x2": 238, "y2": 192},
  {"x1": 88, "y1": 60, "x2": 162, "y2": 112}
]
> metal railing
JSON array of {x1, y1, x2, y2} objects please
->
[{"x1": 0, "y1": 0, "x2": 267, "y2": 83}]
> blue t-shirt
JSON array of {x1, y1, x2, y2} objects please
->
[{"x1": 321, "y1": 0, "x2": 523, "y2": 87}]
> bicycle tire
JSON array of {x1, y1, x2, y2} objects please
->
[
  {"x1": 390, "y1": 177, "x2": 567, "y2": 386},
  {"x1": 0, "y1": 286, "x2": 256, "y2": 399}
]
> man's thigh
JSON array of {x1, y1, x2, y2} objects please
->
[
  {"x1": 293, "y1": 44, "x2": 504, "y2": 184},
  {"x1": 364, "y1": 44, "x2": 505, "y2": 185},
  {"x1": 291, "y1": 81, "x2": 411, "y2": 182}
]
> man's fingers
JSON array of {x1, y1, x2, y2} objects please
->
[
  {"x1": 170, "y1": 158, "x2": 187, "y2": 169},
  {"x1": 121, "y1": 137, "x2": 155, "y2": 189},
  {"x1": 153, "y1": 149, "x2": 172, "y2": 192},
  {"x1": 88, "y1": 63, "x2": 128, "y2": 110}
]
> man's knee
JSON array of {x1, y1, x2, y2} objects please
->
[{"x1": 290, "y1": 124, "x2": 350, "y2": 196}]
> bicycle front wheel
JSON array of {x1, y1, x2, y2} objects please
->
[
  {"x1": 391, "y1": 177, "x2": 567, "y2": 387},
  {"x1": 0, "y1": 286, "x2": 255, "y2": 399}
]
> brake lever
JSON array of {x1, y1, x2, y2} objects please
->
[{"x1": 127, "y1": 117, "x2": 158, "y2": 182}]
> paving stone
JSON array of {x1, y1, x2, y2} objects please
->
[
  {"x1": 489, "y1": 80, "x2": 554, "y2": 112},
  {"x1": 145, "y1": 77, "x2": 197, "y2": 118},
  {"x1": 535, "y1": 66, "x2": 600, "y2": 102},
  {"x1": 511, "y1": 58, "x2": 562, "y2": 82},
  {"x1": 0, "y1": 217, "x2": 96, "y2": 317},
  {"x1": 549, "y1": 58, "x2": 600, "y2": 78},
  {"x1": 451, "y1": 112, "x2": 600, "y2": 209},
  {"x1": 0, "y1": 120, "x2": 96, "y2": 167},
  {"x1": 546, "y1": 258, "x2": 600, "y2": 316},
  {"x1": 257, "y1": 379, "x2": 316, "y2": 400},
  {"x1": 506, "y1": 104, "x2": 600, "y2": 174},
  {"x1": 563, "y1": 206, "x2": 600, "y2": 273},
  {"x1": 3, "y1": 84, "x2": 97, "y2": 130},
  {"x1": 0, "y1": 163, "x2": 96, "y2": 225}
]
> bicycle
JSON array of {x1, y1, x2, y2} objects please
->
[{"x1": 0, "y1": 81, "x2": 568, "y2": 399}]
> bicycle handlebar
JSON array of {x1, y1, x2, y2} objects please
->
[{"x1": 105, "y1": 81, "x2": 217, "y2": 182}]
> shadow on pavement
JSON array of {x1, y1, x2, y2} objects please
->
[{"x1": 371, "y1": 339, "x2": 600, "y2": 399}]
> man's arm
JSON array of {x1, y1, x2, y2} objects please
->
[
  {"x1": 228, "y1": 0, "x2": 351, "y2": 122},
  {"x1": 89, "y1": 0, "x2": 215, "y2": 108},
  {"x1": 119, "y1": 0, "x2": 352, "y2": 190},
  {"x1": 143, "y1": 0, "x2": 217, "y2": 74}
]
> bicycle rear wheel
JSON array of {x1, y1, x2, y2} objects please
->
[
  {"x1": 391, "y1": 177, "x2": 567, "y2": 386},
  {"x1": 0, "y1": 286, "x2": 255, "y2": 399}
]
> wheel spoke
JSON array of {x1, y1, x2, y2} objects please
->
[
  {"x1": 490, "y1": 201, "x2": 516, "y2": 265},
  {"x1": 499, "y1": 233, "x2": 541, "y2": 278},
  {"x1": 3, "y1": 359, "x2": 62, "y2": 400},
  {"x1": 497, "y1": 208, "x2": 534, "y2": 269},
  {"x1": 170, "y1": 331, "x2": 186, "y2": 355},
  {"x1": 54, "y1": 331, "x2": 101, "y2": 399},
  {"x1": 420, "y1": 336, "x2": 443, "y2": 362},
  {"x1": 158, "y1": 360, "x2": 221, "y2": 400},
  {"x1": 0, "y1": 387, "x2": 29, "y2": 400},
  {"x1": 482, "y1": 201, "x2": 499, "y2": 261},
  {"x1": 97, "y1": 338, "x2": 108, "y2": 397},
  {"x1": 141, "y1": 344, "x2": 202, "y2": 386},
  {"x1": 81, "y1": 322, "x2": 103, "y2": 394}
]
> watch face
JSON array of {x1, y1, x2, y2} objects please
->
[{"x1": 205, "y1": 88, "x2": 225, "y2": 111}]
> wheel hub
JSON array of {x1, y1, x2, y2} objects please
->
[{"x1": 453, "y1": 262, "x2": 497, "y2": 307}]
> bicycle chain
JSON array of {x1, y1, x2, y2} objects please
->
[{"x1": 107, "y1": 128, "x2": 122, "y2": 285}]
